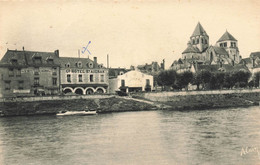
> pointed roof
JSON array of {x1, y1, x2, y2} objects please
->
[
  {"x1": 191, "y1": 22, "x2": 208, "y2": 37},
  {"x1": 217, "y1": 31, "x2": 237, "y2": 42},
  {"x1": 182, "y1": 45, "x2": 200, "y2": 54}
]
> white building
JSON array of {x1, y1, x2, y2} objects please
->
[{"x1": 108, "y1": 70, "x2": 154, "y2": 93}]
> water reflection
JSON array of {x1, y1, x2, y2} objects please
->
[{"x1": 0, "y1": 106, "x2": 259, "y2": 165}]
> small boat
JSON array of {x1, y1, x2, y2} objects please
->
[{"x1": 56, "y1": 110, "x2": 97, "y2": 116}]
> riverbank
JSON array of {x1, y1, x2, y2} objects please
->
[
  {"x1": 0, "y1": 95, "x2": 157, "y2": 116},
  {"x1": 132, "y1": 89, "x2": 260, "y2": 111},
  {"x1": 0, "y1": 89, "x2": 259, "y2": 116}
]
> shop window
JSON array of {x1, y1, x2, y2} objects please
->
[
  {"x1": 34, "y1": 77, "x2": 39, "y2": 86},
  {"x1": 100, "y1": 75, "x2": 104, "y2": 82},
  {"x1": 9, "y1": 68, "x2": 14, "y2": 77},
  {"x1": 52, "y1": 78, "x2": 57, "y2": 86},
  {"x1": 90, "y1": 75, "x2": 94, "y2": 82},
  {"x1": 67, "y1": 74, "x2": 71, "y2": 83},
  {"x1": 78, "y1": 74, "x2": 83, "y2": 82}
]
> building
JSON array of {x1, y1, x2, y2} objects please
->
[
  {"x1": 0, "y1": 48, "x2": 60, "y2": 97},
  {"x1": 59, "y1": 57, "x2": 109, "y2": 95},
  {"x1": 109, "y1": 70, "x2": 154, "y2": 93},
  {"x1": 137, "y1": 60, "x2": 165, "y2": 75},
  {"x1": 171, "y1": 22, "x2": 242, "y2": 73}
]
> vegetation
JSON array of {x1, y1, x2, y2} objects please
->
[{"x1": 156, "y1": 70, "x2": 256, "y2": 91}]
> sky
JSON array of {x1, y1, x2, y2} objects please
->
[{"x1": 0, "y1": 0, "x2": 259, "y2": 69}]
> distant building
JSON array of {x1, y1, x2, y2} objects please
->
[
  {"x1": 109, "y1": 70, "x2": 153, "y2": 93},
  {"x1": 59, "y1": 57, "x2": 109, "y2": 95},
  {"x1": 108, "y1": 68, "x2": 128, "y2": 79},
  {"x1": 0, "y1": 48, "x2": 60, "y2": 97},
  {"x1": 171, "y1": 22, "x2": 242, "y2": 73},
  {"x1": 137, "y1": 60, "x2": 165, "y2": 75}
]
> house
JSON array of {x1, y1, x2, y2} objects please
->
[
  {"x1": 0, "y1": 48, "x2": 60, "y2": 97},
  {"x1": 108, "y1": 70, "x2": 153, "y2": 93},
  {"x1": 59, "y1": 57, "x2": 109, "y2": 95}
]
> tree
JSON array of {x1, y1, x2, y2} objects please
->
[
  {"x1": 175, "y1": 71, "x2": 193, "y2": 90},
  {"x1": 253, "y1": 71, "x2": 260, "y2": 88}
]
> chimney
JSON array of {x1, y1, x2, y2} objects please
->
[
  {"x1": 78, "y1": 49, "x2": 80, "y2": 58},
  {"x1": 94, "y1": 57, "x2": 97, "y2": 68},
  {"x1": 107, "y1": 54, "x2": 109, "y2": 68},
  {"x1": 54, "y1": 50, "x2": 59, "y2": 57},
  {"x1": 22, "y1": 46, "x2": 24, "y2": 51}
]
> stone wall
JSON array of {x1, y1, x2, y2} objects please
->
[{"x1": 132, "y1": 89, "x2": 260, "y2": 110}]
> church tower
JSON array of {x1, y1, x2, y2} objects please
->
[
  {"x1": 190, "y1": 22, "x2": 209, "y2": 52},
  {"x1": 216, "y1": 31, "x2": 240, "y2": 64}
]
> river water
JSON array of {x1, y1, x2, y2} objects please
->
[{"x1": 0, "y1": 106, "x2": 260, "y2": 165}]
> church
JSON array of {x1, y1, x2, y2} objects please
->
[{"x1": 171, "y1": 22, "x2": 242, "y2": 73}]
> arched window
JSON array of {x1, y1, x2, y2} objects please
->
[{"x1": 201, "y1": 38, "x2": 204, "y2": 44}]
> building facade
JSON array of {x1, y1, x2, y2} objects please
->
[
  {"x1": 0, "y1": 49, "x2": 60, "y2": 97},
  {"x1": 59, "y1": 57, "x2": 109, "y2": 95},
  {"x1": 109, "y1": 70, "x2": 154, "y2": 93}
]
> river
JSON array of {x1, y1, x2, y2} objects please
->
[{"x1": 0, "y1": 106, "x2": 259, "y2": 165}]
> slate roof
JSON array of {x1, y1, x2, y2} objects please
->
[
  {"x1": 59, "y1": 57, "x2": 100, "y2": 69},
  {"x1": 211, "y1": 46, "x2": 229, "y2": 56},
  {"x1": 250, "y1": 52, "x2": 260, "y2": 59},
  {"x1": 239, "y1": 58, "x2": 251, "y2": 64},
  {"x1": 182, "y1": 45, "x2": 201, "y2": 54},
  {"x1": 217, "y1": 31, "x2": 237, "y2": 42},
  {"x1": 191, "y1": 22, "x2": 208, "y2": 37},
  {"x1": 109, "y1": 68, "x2": 129, "y2": 78},
  {"x1": 0, "y1": 49, "x2": 59, "y2": 67}
]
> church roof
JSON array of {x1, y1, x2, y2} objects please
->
[
  {"x1": 250, "y1": 52, "x2": 260, "y2": 59},
  {"x1": 182, "y1": 45, "x2": 200, "y2": 54},
  {"x1": 191, "y1": 22, "x2": 208, "y2": 37},
  {"x1": 217, "y1": 31, "x2": 237, "y2": 42},
  {"x1": 211, "y1": 46, "x2": 229, "y2": 56}
]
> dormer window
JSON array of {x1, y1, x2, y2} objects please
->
[
  {"x1": 11, "y1": 59, "x2": 18, "y2": 65},
  {"x1": 65, "y1": 63, "x2": 70, "y2": 68},
  {"x1": 34, "y1": 57, "x2": 42, "y2": 64},
  {"x1": 88, "y1": 62, "x2": 93, "y2": 68},
  {"x1": 78, "y1": 62, "x2": 82, "y2": 68},
  {"x1": 46, "y1": 57, "x2": 54, "y2": 64}
]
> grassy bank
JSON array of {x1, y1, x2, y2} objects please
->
[{"x1": 0, "y1": 96, "x2": 157, "y2": 116}]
